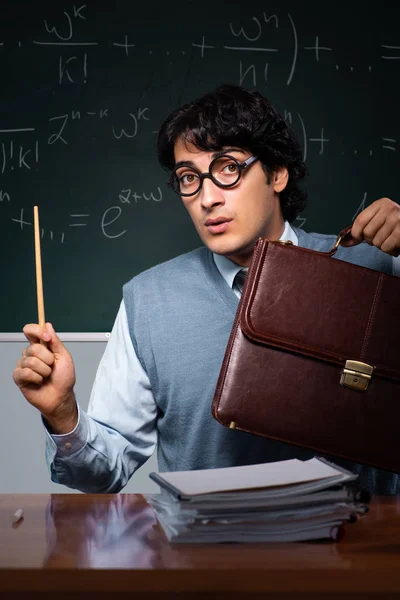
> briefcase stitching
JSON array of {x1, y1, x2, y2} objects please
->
[{"x1": 360, "y1": 272, "x2": 384, "y2": 361}]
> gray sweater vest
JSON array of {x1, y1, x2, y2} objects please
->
[{"x1": 123, "y1": 230, "x2": 397, "y2": 495}]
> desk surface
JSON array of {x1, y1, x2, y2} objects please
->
[{"x1": 1, "y1": 494, "x2": 400, "y2": 599}]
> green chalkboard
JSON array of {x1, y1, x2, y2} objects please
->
[{"x1": 1, "y1": 0, "x2": 399, "y2": 331}]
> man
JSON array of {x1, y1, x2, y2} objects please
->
[{"x1": 13, "y1": 84, "x2": 400, "y2": 494}]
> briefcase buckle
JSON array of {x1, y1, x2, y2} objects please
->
[{"x1": 340, "y1": 360, "x2": 374, "y2": 391}]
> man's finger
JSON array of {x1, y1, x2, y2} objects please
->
[
  {"x1": 369, "y1": 221, "x2": 396, "y2": 250},
  {"x1": 380, "y1": 229, "x2": 400, "y2": 255},
  {"x1": 360, "y1": 212, "x2": 387, "y2": 244},
  {"x1": 44, "y1": 323, "x2": 66, "y2": 355},
  {"x1": 351, "y1": 201, "x2": 381, "y2": 241},
  {"x1": 14, "y1": 367, "x2": 44, "y2": 387},
  {"x1": 20, "y1": 356, "x2": 52, "y2": 379},
  {"x1": 22, "y1": 324, "x2": 51, "y2": 345},
  {"x1": 25, "y1": 343, "x2": 55, "y2": 366}
]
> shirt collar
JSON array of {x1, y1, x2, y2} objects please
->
[{"x1": 213, "y1": 221, "x2": 298, "y2": 289}]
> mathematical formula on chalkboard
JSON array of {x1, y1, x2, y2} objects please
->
[
  {"x1": 1, "y1": 3, "x2": 399, "y2": 241},
  {"x1": 0, "y1": 1, "x2": 399, "y2": 331}
]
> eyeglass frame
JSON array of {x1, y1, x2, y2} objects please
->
[{"x1": 168, "y1": 153, "x2": 259, "y2": 197}]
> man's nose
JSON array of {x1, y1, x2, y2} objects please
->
[{"x1": 200, "y1": 177, "x2": 225, "y2": 209}]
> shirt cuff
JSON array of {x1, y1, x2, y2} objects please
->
[{"x1": 43, "y1": 403, "x2": 89, "y2": 458}]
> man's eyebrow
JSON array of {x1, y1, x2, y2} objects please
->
[
  {"x1": 174, "y1": 148, "x2": 246, "y2": 170},
  {"x1": 174, "y1": 159, "x2": 197, "y2": 170},
  {"x1": 213, "y1": 147, "x2": 246, "y2": 158}
]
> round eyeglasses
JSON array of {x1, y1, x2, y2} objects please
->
[{"x1": 168, "y1": 154, "x2": 259, "y2": 197}]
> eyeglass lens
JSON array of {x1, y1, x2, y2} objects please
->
[{"x1": 172, "y1": 155, "x2": 241, "y2": 195}]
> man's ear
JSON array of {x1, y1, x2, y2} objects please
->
[{"x1": 272, "y1": 167, "x2": 289, "y2": 193}]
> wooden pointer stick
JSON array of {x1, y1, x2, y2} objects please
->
[{"x1": 33, "y1": 206, "x2": 46, "y2": 344}]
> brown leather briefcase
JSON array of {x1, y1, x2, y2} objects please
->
[{"x1": 212, "y1": 231, "x2": 399, "y2": 473}]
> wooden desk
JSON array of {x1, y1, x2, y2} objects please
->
[{"x1": 1, "y1": 494, "x2": 399, "y2": 599}]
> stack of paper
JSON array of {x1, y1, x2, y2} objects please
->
[{"x1": 145, "y1": 457, "x2": 369, "y2": 543}]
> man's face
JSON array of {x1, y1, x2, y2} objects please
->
[{"x1": 173, "y1": 138, "x2": 288, "y2": 266}]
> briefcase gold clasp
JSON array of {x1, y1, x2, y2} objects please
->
[{"x1": 340, "y1": 360, "x2": 374, "y2": 391}]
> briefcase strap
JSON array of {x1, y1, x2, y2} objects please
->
[{"x1": 329, "y1": 226, "x2": 355, "y2": 256}]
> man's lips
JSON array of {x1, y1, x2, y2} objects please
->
[
  {"x1": 205, "y1": 217, "x2": 232, "y2": 234},
  {"x1": 205, "y1": 217, "x2": 232, "y2": 226}
]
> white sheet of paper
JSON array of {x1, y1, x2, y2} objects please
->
[{"x1": 152, "y1": 457, "x2": 353, "y2": 497}]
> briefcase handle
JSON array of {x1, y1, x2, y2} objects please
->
[{"x1": 329, "y1": 226, "x2": 360, "y2": 256}]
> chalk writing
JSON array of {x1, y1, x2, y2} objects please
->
[
  {"x1": 101, "y1": 206, "x2": 126, "y2": 239},
  {"x1": 381, "y1": 45, "x2": 400, "y2": 59},
  {"x1": 33, "y1": 40, "x2": 97, "y2": 46},
  {"x1": 69, "y1": 214, "x2": 90, "y2": 226},
  {"x1": 48, "y1": 108, "x2": 143, "y2": 145},
  {"x1": 113, "y1": 35, "x2": 136, "y2": 56},
  {"x1": 192, "y1": 36, "x2": 215, "y2": 58},
  {"x1": 119, "y1": 187, "x2": 162, "y2": 204},
  {"x1": 44, "y1": 4, "x2": 87, "y2": 41},
  {"x1": 113, "y1": 115, "x2": 138, "y2": 139},
  {"x1": 239, "y1": 61, "x2": 256, "y2": 86},
  {"x1": 263, "y1": 14, "x2": 279, "y2": 28},
  {"x1": 1, "y1": 141, "x2": 39, "y2": 173},
  {"x1": 0, "y1": 5, "x2": 398, "y2": 292},
  {"x1": 44, "y1": 12, "x2": 73, "y2": 41},
  {"x1": 304, "y1": 36, "x2": 332, "y2": 62},
  {"x1": 0, "y1": 190, "x2": 10, "y2": 202},
  {"x1": 353, "y1": 192, "x2": 368, "y2": 221},
  {"x1": 294, "y1": 217, "x2": 307, "y2": 229},
  {"x1": 59, "y1": 52, "x2": 87, "y2": 84},
  {"x1": 72, "y1": 108, "x2": 108, "y2": 120},
  {"x1": 225, "y1": 45, "x2": 278, "y2": 52},
  {"x1": 9, "y1": 207, "x2": 65, "y2": 242},
  {"x1": 48, "y1": 114, "x2": 69, "y2": 145},
  {"x1": 287, "y1": 13, "x2": 298, "y2": 85},
  {"x1": 309, "y1": 128, "x2": 330, "y2": 155},
  {"x1": 112, "y1": 108, "x2": 150, "y2": 140},
  {"x1": 297, "y1": 113, "x2": 307, "y2": 162},
  {"x1": 225, "y1": 12, "x2": 279, "y2": 58},
  {"x1": 229, "y1": 17, "x2": 263, "y2": 42},
  {"x1": 11, "y1": 208, "x2": 31, "y2": 230},
  {"x1": 382, "y1": 138, "x2": 396, "y2": 151},
  {"x1": 0, "y1": 128, "x2": 35, "y2": 133},
  {"x1": 284, "y1": 111, "x2": 307, "y2": 162}
]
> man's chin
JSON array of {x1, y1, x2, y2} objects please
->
[
  {"x1": 203, "y1": 237, "x2": 255, "y2": 263},
  {"x1": 203, "y1": 238, "x2": 239, "y2": 256}
]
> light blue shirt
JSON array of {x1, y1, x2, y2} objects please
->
[{"x1": 47, "y1": 222, "x2": 400, "y2": 475}]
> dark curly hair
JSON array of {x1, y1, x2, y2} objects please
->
[{"x1": 157, "y1": 83, "x2": 307, "y2": 222}]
